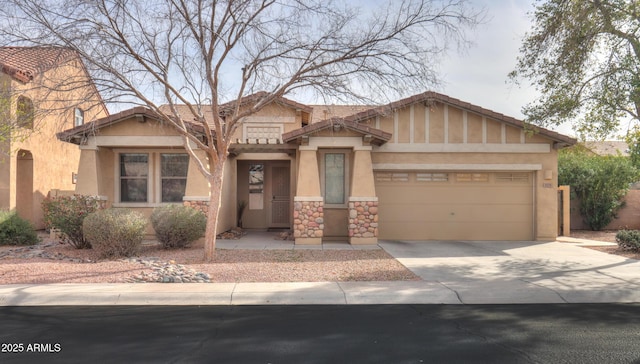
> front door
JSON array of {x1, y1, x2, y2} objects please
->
[
  {"x1": 268, "y1": 162, "x2": 290, "y2": 228},
  {"x1": 238, "y1": 160, "x2": 291, "y2": 229}
]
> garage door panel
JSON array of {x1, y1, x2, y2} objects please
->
[
  {"x1": 380, "y1": 204, "x2": 532, "y2": 223},
  {"x1": 376, "y1": 171, "x2": 534, "y2": 241},
  {"x1": 376, "y1": 185, "x2": 531, "y2": 205},
  {"x1": 377, "y1": 221, "x2": 533, "y2": 240}
]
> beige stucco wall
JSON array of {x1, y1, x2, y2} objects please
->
[
  {"x1": 72, "y1": 110, "x2": 282, "y2": 236},
  {"x1": 365, "y1": 101, "x2": 559, "y2": 241},
  {"x1": 230, "y1": 102, "x2": 305, "y2": 141},
  {"x1": 570, "y1": 189, "x2": 640, "y2": 231},
  {"x1": 1, "y1": 61, "x2": 108, "y2": 228}
]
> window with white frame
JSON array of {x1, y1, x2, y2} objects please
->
[
  {"x1": 320, "y1": 150, "x2": 350, "y2": 207},
  {"x1": 74, "y1": 108, "x2": 84, "y2": 127},
  {"x1": 120, "y1": 153, "x2": 149, "y2": 202},
  {"x1": 118, "y1": 152, "x2": 189, "y2": 204},
  {"x1": 160, "y1": 154, "x2": 189, "y2": 202}
]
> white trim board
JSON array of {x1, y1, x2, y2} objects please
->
[
  {"x1": 373, "y1": 143, "x2": 550, "y2": 153},
  {"x1": 372, "y1": 163, "x2": 543, "y2": 171}
]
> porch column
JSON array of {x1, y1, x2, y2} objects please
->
[
  {"x1": 293, "y1": 146, "x2": 323, "y2": 244},
  {"x1": 75, "y1": 145, "x2": 101, "y2": 196},
  {"x1": 348, "y1": 146, "x2": 378, "y2": 245},
  {"x1": 183, "y1": 148, "x2": 212, "y2": 218}
]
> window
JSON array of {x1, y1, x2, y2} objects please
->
[
  {"x1": 416, "y1": 173, "x2": 449, "y2": 182},
  {"x1": 324, "y1": 153, "x2": 345, "y2": 204},
  {"x1": 160, "y1": 154, "x2": 189, "y2": 202},
  {"x1": 496, "y1": 173, "x2": 529, "y2": 183},
  {"x1": 319, "y1": 150, "x2": 350, "y2": 207},
  {"x1": 375, "y1": 172, "x2": 410, "y2": 182},
  {"x1": 118, "y1": 152, "x2": 189, "y2": 204},
  {"x1": 456, "y1": 173, "x2": 489, "y2": 183},
  {"x1": 16, "y1": 96, "x2": 34, "y2": 129},
  {"x1": 120, "y1": 153, "x2": 149, "y2": 202},
  {"x1": 248, "y1": 164, "x2": 264, "y2": 210},
  {"x1": 74, "y1": 108, "x2": 84, "y2": 127}
]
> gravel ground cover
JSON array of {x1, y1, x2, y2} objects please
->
[
  {"x1": 0, "y1": 235, "x2": 419, "y2": 284},
  {"x1": 3, "y1": 230, "x2": 637, "y2": 285},
  {"x1": 571, "y1": 229, "x2": 640, "y2": 260}
]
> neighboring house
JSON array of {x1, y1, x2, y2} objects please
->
[
  {"x1": 583, "y1": 140, "x2": 630, "y2": 157},
  {"x1": 0, "y1": 46, "x2": 108, "y2": 228},
  {"x1": 57, "y1": 91, "x2": 576, "y2": 243}
]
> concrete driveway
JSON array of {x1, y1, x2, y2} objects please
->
[{"x1": 379, "y1": 239, "x2": 640, "y2": 304}]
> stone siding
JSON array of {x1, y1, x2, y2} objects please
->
[
  {"x1": 293, "y1": 200, "x2": 324, "y2": 238},
  {"x1": 184, "y1": 199, "x2": 210, "y2": 216},
  {"x1": 348, "y1": 200, "x2": 378, "y2": 238}
]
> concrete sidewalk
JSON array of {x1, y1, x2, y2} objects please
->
[{"x1": 1, "y1": 237, "x2": 639, "y2": 305}]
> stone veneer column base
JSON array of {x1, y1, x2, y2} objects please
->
[
  {"x1": 293, "y1": 197, "x2": 324, "y2": 245},
  {"x1": 183, "y1": 197, "x2": 210, "y2": 217},
  {"x1": 348, "y1": 198, "x2": 378, "y2": 245}
]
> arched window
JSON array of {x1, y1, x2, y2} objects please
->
[
  {"x1": 74, "y1": 107, "x2": 84, "y2": 127},
  {"x1": 16, "y1": 96, "x2": 34, "y2": 129}
]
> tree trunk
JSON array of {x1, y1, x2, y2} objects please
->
[{"x1": 204, "y1": 157, "x2": 226, "y2": 262}]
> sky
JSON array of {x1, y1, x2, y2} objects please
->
[{"x1": 436, "y1": 0, "x2": 576, "y2": 138}]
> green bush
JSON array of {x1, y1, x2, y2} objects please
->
[
  {"x1": 615, "y1": 230, "x2": 640, "y2": 252},
  {"x1": 42, "y1": 195, "x2": 102, "y2": 249},
  {"x1": 559, "y1": 147, "x2": 640, "y2": 230},
  {"x1": 0, "y1": 211, "x2": 39, "y2": 246},
  {"x1": 151, "y1": 204, "x2": 206, "y2": 249},
  {"x1": 83, "y1": 208, "x2": 147, "y2": 259}
]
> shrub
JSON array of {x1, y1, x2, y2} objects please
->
[
  {"x1": 151, "y1": 204, "x2": 206, "y2": 249},
  {"x1": 0, "y1": 211, "x2": 39, "y2": 246},
  {"x1": 559, "y1": 147, "x2": 640, "y2": 230},
  {"x1": 615, "y1": 230, "x2": 640, "y2": 252},
  {"x1": 83, "y1": 208, "x2": 147, "y2": 259},
  {"x1": 42, "y1": 195, "x2": 102, "y2": 249}
]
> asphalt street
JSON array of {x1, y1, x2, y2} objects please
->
[{"x1": 1, "y1": 304, "x2": 640, "y2": 363}]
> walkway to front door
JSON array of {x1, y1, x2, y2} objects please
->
[{"x1": 217, "y1": 231, "x2": 379, "y2": 250}]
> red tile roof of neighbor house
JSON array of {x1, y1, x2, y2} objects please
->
[{"x1": 0, "y1": 46, "x2": 79, "y2": 83}]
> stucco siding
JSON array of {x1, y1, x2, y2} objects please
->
[
  {"x1": 364, "y1": 100, "x2": 559, "y2": 241},
  {"x1": 5, "y1": 59, "x2": 108, "y2": 228}
]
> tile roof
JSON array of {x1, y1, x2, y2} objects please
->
[
  {"x1": 57, "y1": 106, "x2": 205, "y2": 144},
  {"x1": 60, "y1": 92, "x2": 317, "y2": 144},
  {"x1": 583, "y1": 141, "x2": 630, "y2": 156},
  {"x1": 219, "y1": 91, "x2": 313, "y2": 115},
  {"x1": 309, "y1": 104, "x2": 375, "y2": 124},
  {"x1": 340, "y1": 91, "x2": 578, "y2": 146},
  {"x1": 0, "y1": 46, "x2": 78, "y2": 83},
  {"x1": 282, "y1": 117, "x2": 392, "y2": 146}
]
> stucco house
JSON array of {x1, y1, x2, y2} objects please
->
[
  {"x1": 0, "y1": 46, "x2": 108, "y2": 228},
  {"x1": 57, "y1": 91, "x2": 576, "y2": 243}
]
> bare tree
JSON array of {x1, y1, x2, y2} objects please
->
[{"x1": 0, "y1": 0, "x2": 482, "y2": 261}]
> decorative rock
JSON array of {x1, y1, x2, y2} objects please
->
[
  {"x1": 348, "y1": 200, "x2": 379, "y2": 240},
  {"x1": 124, "y1": 259, "x2": 212, "y2": 283},
  {"x1": 293, "y1": 200, "x2": 324, "y2": 239}
]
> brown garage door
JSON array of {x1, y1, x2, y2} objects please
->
[{"x1": 375, "y1": 171, "x2": 534, "y2": 240}]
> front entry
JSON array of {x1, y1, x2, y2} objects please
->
[{"x1": 238, "y1": 160, "x2": 291, "y2": 229}]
